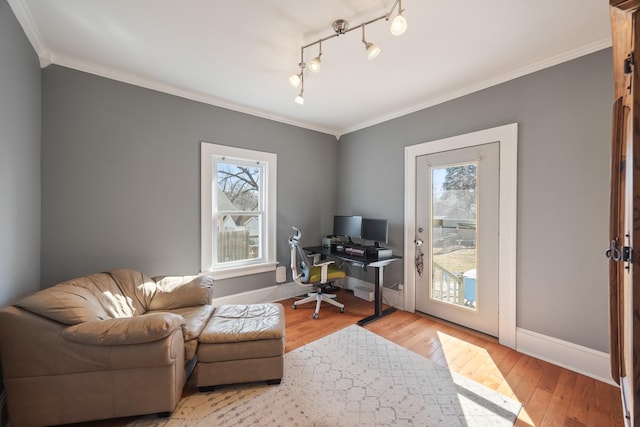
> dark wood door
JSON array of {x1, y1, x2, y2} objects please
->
[{"x1": 610, "y1": 2, "x2": 640, "y2": 424}]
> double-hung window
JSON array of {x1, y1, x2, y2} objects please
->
[{"x1": 201, "y1": 143, "x2": 277, "y2": 279}]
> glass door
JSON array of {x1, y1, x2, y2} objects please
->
[{"x1": 415, "y1": 143, "x2": 499, "y2": 336}]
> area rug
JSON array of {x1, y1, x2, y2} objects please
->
[{"x1": 129, "y1": 325, "x2": 521, "y2": 426}]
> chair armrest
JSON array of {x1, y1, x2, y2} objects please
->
[
  {"x1": 62, "y1": 313, "x2": 185, "y2": 345},
  {"x1": 313, "y1": 260, "x2": 335, "y2": 283}
]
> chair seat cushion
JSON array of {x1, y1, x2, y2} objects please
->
[{"x1": 309, "y1": 264, "x2": 345, "y2": 283}]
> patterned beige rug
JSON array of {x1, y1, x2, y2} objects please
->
[{"x1": 129, "y1": 325, "x2": 521, "y2": 426}]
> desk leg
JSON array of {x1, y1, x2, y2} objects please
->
[{"x1": 357, "y1": 265, "x2": 396, "y2": 326}]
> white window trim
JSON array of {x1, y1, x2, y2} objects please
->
[{"x1": 201, "y1": 142, "x2": 277, "y2": 279}]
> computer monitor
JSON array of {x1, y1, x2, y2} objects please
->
[
  {"x1": 362, "y1": 218, "x2": 388, "y2": 247},
  {"x1": 333, "y1": 215, "x2": 362, "y2": 241}
]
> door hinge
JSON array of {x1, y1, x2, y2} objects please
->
[
  {"x1": 621, "y1": 246, "x2": 633, "y2": 265},
  {"x1": 624, "y1": 53, "x2": 634, "y2": 75}
]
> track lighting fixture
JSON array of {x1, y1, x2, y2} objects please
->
[
  {"x1": 309, "y1": 41, "x2": 322, "y2": 73},
  {"x1": 390, "y1": 0, "x2": 408, "y2": 36},
  {"x1": 289, "y1": 0, "x2": 407, "y2": 104},
  {"x1": 361, "y1": 26, "x2": 380, "y2": 61}
]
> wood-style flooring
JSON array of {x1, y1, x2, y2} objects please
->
[
  {"x1": 285, "y1": 289, "x2": 625, "y2": 427},
  {"x1": 69, "y1": 289, "x2": 624, "y2": 426}
]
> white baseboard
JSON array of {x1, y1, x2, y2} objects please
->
[
  {"x1": 516, "y1": 327, "x2": 615, "y2": 386},
  {"x1": 211, "y1": 284, "x2": 612, "y2": 386},
  {"x1": 211, "y1": 282, "x2": 305, "y2": 306},
  {"x1": 211, "y1": 279, "x2": 406, "y2": 311},
  {"x1": 343, "y1": 277, "x2": 405, "y2": 310}
]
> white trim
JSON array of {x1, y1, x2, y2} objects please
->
[
  {"x1": 7, "y1": 0, "x2": 609, "y2": 140},
  {"x1": 207, "y1": 263, "x2": 278, "y2": 281},
  {"x1": 342, "y1": 38, "x2": 611, "y2": 136},
  {"x1": 404, "y1": 123, "x2": 518, "y2": 348},
  {"x1": 498, "y1": 125, "x2": 518, "y2": 349},
  {"x1": 211, "y1": 281, "x2": 305, "y2": 306},
  {"x1": 7, "y1": 0, "x2": 52, "y2": 66},
  {"x1": 41, "y1": 51, "x2": 340, "y2": 138},
  {"x1": 516, "y1": 327, "x2": 615, "y2": 386},
  {"x1": 200, "y1": 142, "x2": 277, "y2": 278},
  {"x1": 621, "y1": 376, "x2": 632, "y2": 427},
  {"x1": 211, "y1": 281, "x2": 614, "y2": 387}
]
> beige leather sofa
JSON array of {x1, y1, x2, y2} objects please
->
[{"x1": 0, "y1": 269, "x2": 215, "y2": 427}]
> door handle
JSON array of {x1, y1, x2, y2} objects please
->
[
  {"x1": 414, "y1": 239, "x2": 424, "y2": 276},
  {"x1": 605, "y1": 239, "x2": 621, "y2": 261},
  {"x1": 606, "y1": 236, "x2": 633, "y2": 271}
]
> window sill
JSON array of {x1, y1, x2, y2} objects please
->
[{"x1": 204, "y1": 262, "x2": 278, "y2": 280}]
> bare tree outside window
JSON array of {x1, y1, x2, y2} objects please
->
[
  {"x1": 217, "y1": 163, "x2": 260, "y2": 211},
  {"x1": 215, "y1": 162, "x2": 263, "y2": 263}
]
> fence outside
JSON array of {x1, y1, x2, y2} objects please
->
[{"x1": 217, "y1": 230, "x2": 258, "y2": 262}]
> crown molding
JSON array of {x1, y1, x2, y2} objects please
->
[
  {"x1": 342, "y1": 36, "x2": 613, "y2": 136},
  {"x1": 7, "y1": 0, "x2": 52, "y2": 67},
  {"x1": 49, "y1": 52, "x2": 341, "y2": 138},
  {"x1": 47, "y1": 35, "x2": 612, "y2": 139},
  {"x1": 6, "y1": 0, "x2": 611, "y2": 140}
]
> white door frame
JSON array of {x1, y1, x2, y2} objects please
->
[{"x1": 404, "y1": 123, "x2": 518, "y2": 348}]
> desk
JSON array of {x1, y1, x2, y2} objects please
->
[{"x1": 304, "y1": 246, "x2": 401, "y2": 326}]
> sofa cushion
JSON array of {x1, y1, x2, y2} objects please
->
[
  {"x1": 16, "y1": 270, "x2": 160, "y2": 325},
  {"x1": 148, "y1": 304, "x2": 215, "y2": 360},
  {"x1": 149, "y1": 305, "x2": 215, "y2": 341},
  {"x1": 16, "y1": 281, "x2": 109, "y2": 325},
  {"x1": 200, "y1": 304, "x2": 285, "y2": 343},
  {"x1": 149, "y1": 275, "x2": 214, "y2": 311},
  {"x1": 107, "y1": 269, "x2": 157, "y2": 313},
  {"x1": 62, "y1": 312, "x2": 185, "y2": 345}
]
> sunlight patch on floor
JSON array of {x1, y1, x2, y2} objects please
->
[{"x1": 436, "y1": 330, "x2": 533, "y2": 426}]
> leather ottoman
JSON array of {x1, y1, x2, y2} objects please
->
[{"x1": 195, "y1": 303, "x2": 285, "y2": 391}]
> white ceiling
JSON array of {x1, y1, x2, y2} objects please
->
[{"x1": 9, "y1": 0, "x2": 611, "y2": 138}]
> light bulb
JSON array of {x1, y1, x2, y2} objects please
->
[
  {"x1": 365, "y1": 42, "x2": 380, "y2": 60},
  {"x1": 390, "y1": 14, "x2": 407, "y2": 36},
  {"x1": 294, "y1": 93, "x2": 304, "y2": 105},
  {"x1": 309, "y1": 56, "x2": 321, "y2": 73},
  {"x1": 288, "y1": 73, "x2": 301, "y2": 88}
]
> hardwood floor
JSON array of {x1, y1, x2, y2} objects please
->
[
  {"x1": 69, "y1": 289, "x2": 624, "y2": 426},
  {"x1": 285, "y1": 289, "x2": 625, "y2": 427}
]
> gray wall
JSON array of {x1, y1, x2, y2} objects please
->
[
  {"x1": 338, "y1": 49, "x2": 613, "y2": 352},
  {"x1": 0, "y1": 1, "x2": 41, "y2": 306},
  {"x1": 41, "y1": 66, "x2": 339, "y2": 295},
  {"x1": 39, "y1": 45, "x2": 612, "y2": 352}
]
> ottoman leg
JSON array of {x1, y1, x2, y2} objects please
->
[{"x1": 266, "y1": 378, "x2": 282, "y2": 385}]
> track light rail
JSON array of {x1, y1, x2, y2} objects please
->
[{"x1": 289, "y1": 0, "x2": 407, "y2": 105}]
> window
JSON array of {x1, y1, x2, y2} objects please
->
[{"x1": 201, "y1": 143, "x2": 277, "y2": 279}]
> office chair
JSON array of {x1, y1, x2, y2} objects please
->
[{"x1": 288, "y1": 226, "x2": 345, "y2": 319}]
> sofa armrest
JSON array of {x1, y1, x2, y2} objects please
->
[
  {"x1": 149, "y1": 275, "x2": 214, "y2": 310},
  {"x1": 62, "y1": 313, "x2": 185, "y2": 345}
]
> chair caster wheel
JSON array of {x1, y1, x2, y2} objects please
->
[
  {"x1": 312, "y1": 313, "x2": 319, "y2": 319},
  {"x1": 340, "y1": 308, "x2": 345, "y2": 313}
]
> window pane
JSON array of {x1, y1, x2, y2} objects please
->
[
  {"x1": 430, "y1": 163, "x2": 478, "y2": 310},
  {"x1": 216, "y1": 162, "x2": 260, "y2": 212},
  {"x1": 201, "y1": 142, "x2": 276, "y2": 277},
  {"x1": 216, "y1": 214, "x2": 261, "y2": 263}
]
